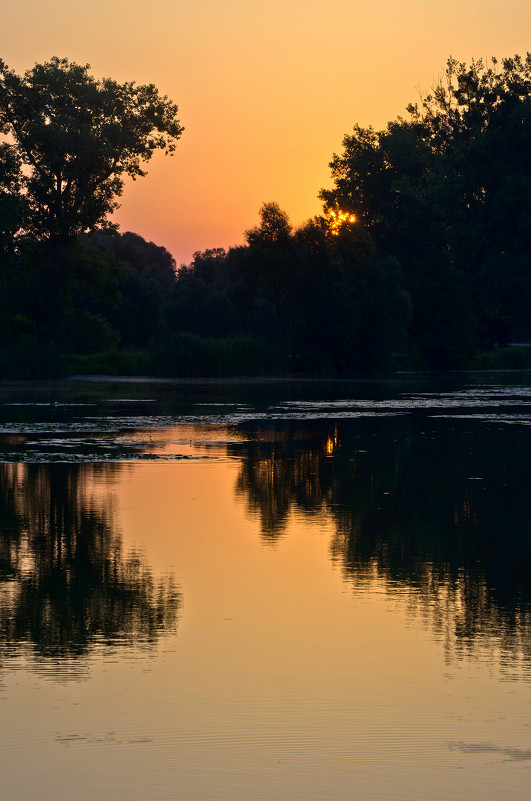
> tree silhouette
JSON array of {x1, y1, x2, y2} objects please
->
[
  {"x1": 0, "y1": 57, "x2": 183, "y2": 243},
  {"x1": 321, "y1": 54, "x2": 531, "y2": 363}
]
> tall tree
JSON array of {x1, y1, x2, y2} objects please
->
[
  {"x1": 321, "y1": 54, "x2": 531, "y2": 364},
  {"x1": 408, "y1": 56, "x2": 531, "y2": 345},
  {"x1": 0, "y1": 57, "x2": 183, "y2": 243}
]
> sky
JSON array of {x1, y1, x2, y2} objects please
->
[{"x1": 3, "y1": 0, "x2": 530, "y2": 264}]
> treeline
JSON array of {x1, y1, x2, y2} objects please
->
[
  {"x1": 320, "y1": 54, "x2": 531, "y2": 368},
  {"x1": 0, "y1": 219, "x2": 410, "y2": 377},
  {"x1": 1, "y1": 55, "x2": 531, "y2": 377}
]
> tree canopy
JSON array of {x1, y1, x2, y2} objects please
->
[
  {"x1": 3, "y1": 53, "x2": 531, "y2": 377},
  {"x1": 320, "y1": 54, "x2": 531, "y2": 364},
  {"x1": 0, "y1": 57, "x2": 183, "y2": 242}
]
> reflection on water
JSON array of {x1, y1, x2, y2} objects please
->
[
  {"x1": 235, "y1": 427, "x2": 330, "y2": 540},
  {"x1": 0, "y1": 462, "x2": 180, "y2": 674},
  {"x1": 1, "y1": 378, "x2": 531, "y2": 800},
  {"x1": 234, "y1": 415, "x2": 531, "y2": 674},
  {"x1": 1, "y1": 382, "x2": 531, "y2": 677}
]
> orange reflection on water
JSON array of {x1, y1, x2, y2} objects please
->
[
  {"x1": 3, "y1": 448, "x2": 531, "y2": 801},
  {"x1": 325, "y1": 425, "x2": 340, "y2": 455}
]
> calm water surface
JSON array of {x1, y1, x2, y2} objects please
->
[{"x1": 1, "y1": 375, "x2": 531, "y2": 800}]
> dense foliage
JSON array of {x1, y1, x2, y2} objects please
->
[
  {"x1": 1, "y1": 54, "x2": 530, "y2": 377},
  {"x1": 321, "y1": 55, "x2": 531, "y2": 365},
  {"x1": 0, "y1": 57, "x2": 183, "y2": 243},
  {"x1": 165, "y1": 204, "x2": 410, "y2": 374}
]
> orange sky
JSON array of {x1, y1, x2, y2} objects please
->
[{"x1": 3, "y1": 0, "x2": 530, "y2": 264}]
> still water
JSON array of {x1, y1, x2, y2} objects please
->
[{"x1": 1, "y1": 375, "x2": 530, "y2": 800}]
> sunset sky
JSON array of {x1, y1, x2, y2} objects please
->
[{"x1": 4, "y1": 0, "x2": 530, "y2": 264}]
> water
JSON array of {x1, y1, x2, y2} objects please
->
[{"x1": 1, "y1": 375, "x2": 531, "y2": 800}]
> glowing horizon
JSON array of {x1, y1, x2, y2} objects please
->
[{"x1": 3, "y1": 0, "x2": 530, "y2": 265}]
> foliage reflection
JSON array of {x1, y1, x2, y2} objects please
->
[
  {"x1": 0, "y1": 463, "x2": 180, "y2": 665},
  {"x1": 233, "y1": 417, "x2": 531, "y2": 667}
]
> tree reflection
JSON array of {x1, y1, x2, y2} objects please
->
[
  {"x1": 235, "y1": 427, "x2": 332, "y2": 541},
  {"x1": 0, "y1": 463, "x2": 180, "y2": 663},
  {"x1": 233, "y1": 417, "x2": 531, "y2": 667}
]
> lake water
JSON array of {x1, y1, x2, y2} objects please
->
[{"x1": 1, "y1": 374, "x2": 531, "y2": 800}]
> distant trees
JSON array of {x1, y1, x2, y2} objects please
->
[
  {"x1": 163, "y1": 54, "x2": 531, "y2": 372},
  {"x1": 2, "y1": 52, "x2": 531, "y2": 375},
  {"x1": 0, "y1": 57, "x2": 183, "y2": 243},
  {"x1": 86, "y1": 231, "x2": 177, "y2": 349},
  {"x1": 166, "y1": 203, "x2": 411, "y2": 374}
]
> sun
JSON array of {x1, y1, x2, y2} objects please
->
[{"x1": 326, "y1": 209, "x2": 357, "y2": 236}]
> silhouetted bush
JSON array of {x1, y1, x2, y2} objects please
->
[
  {"x1": 66, "y1": 349, "x2": 153, "y2": 376},
  {"x1": 0, "y1": 337, "x2": 66, "y2": 379},
  {"x1": 473, "y1": 345, "x2": 531, "y2": 371},
  {"x1": 154, "y1": 333, "x2": 288, "y2": 377}
]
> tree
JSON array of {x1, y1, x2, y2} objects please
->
[
  {"x1": 242, "y1": 203, "x2": 299, "y2": 351},
  {"x1": 320, "y1": 54, "x2": 531, "y2": 364},
  {"x1": 0, "y1": 57, "x2": 183, "y2": 242},
  {"x1": 409, "y1": 56, "x2": 531, "y2": 345},
  {"x1": 86, "y1": 230, "x2": 178, "y2": 347},
  {"x1": 244, "y1": 202, "x2": 292, "y2": 247}
]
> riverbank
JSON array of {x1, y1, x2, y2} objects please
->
[{"x1": 2, "y1": 338, "x2": 531, "y2": 382}]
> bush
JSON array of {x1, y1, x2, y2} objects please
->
[
  {"x1": 65, "y1": 349, "x2": 153, "y2": 376},
  {"x1": 0, "y1": 338, "x2": 66, "y2": 379},
  {"x1": 154, "y1": 333, "x2": 288, "y2": 377},
  {"x1": 473, "y1": 345, "x2": 531, "y2": 371},
  {"x1": 58, "y1": 309, "x2": 120, "y2": 354}
]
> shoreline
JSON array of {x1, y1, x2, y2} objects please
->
[{"x1": 0, "y1": 368, "x2": 530, "y2": 390}]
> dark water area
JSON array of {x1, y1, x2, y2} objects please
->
[{"x1": 1, "y1": 374, "x2": 531, "y2": 799}]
